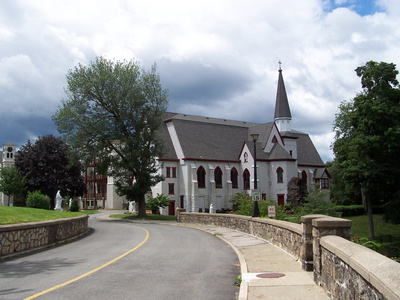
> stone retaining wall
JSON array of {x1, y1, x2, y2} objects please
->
[
  {"x1": 177, "y1": 210, "x2": 400, "y2": 300},
  {"x1": 320, "y1": 236, "x2": 400, "y2": 300},
  {"x1": 0, "y1": 215, "x2": 89, "y2": 258},
  {"x1": 177, "y1": 211, "x2": 303, "y2": 259}
]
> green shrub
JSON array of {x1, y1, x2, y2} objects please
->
[
  {"x1": 26, "y1": 190, "x2": 50, "y2": 210},
  {"x1": 335, "y1": 205, "x2": 365, "y2": 217},
  {"x1": 229, "y1": 192, "x2": 289, "y2": 220},
  {"x1": 146, "y1": 193, "x2": 170, "y2": 214},
  {"x1": 229, "y1": 192, "x2": 253, "y2": 216},
  {"x1": 69, "y1": 198, "x2": 79, "y2": 212},
  {"x1": 295, "y1": 183, "x2": 340, "y2": 217}
]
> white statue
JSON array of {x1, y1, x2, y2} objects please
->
[
  {"x1": 129, "y1": 201, "x2": 137, "y2": 214},
  {"x1": 209, "y1": 203, "x2": 214, "y2": 213},
  {"x1": 54, "y1": 190, "x2": 62, "y2": 211}
]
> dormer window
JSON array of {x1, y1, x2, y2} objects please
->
[{"x1": 272, "y1": 136, "x2": 278, "y2": 143}]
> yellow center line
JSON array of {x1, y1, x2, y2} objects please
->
[{"x1": 24, "y1": 226, "x2": 149, "y2": 300}]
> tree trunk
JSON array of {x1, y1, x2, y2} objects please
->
[
  {"x1": 137, "y1": 194, "x2": 147, "y2": 217},
  {"x1": 361, "y1": 187, "x2": 374, "y2": 239},
  {"x1": 367, "y1": 195, "x2": 374, "y2": 239}
]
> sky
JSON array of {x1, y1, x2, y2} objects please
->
[{"x1": 1, "y1": 0, "x2": 399, "y2": 163}]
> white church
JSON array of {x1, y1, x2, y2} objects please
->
[{"x1": 149, "y1": 67, "x2": 329, "y2": 214}]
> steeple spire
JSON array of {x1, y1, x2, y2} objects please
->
[{"x1": 274, "y1": 62, "x2": 292, "y2": 132}]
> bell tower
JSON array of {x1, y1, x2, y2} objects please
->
[
  {"x1": 274, "y1": 62, "x2": 292, "y2": 132},
  {"x1": 2, "y1": 142, "x2": 16, "y2": 168}
]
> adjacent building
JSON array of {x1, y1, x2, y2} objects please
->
[{"x1": 0, "y1": 142, "x2": 17, "y2": 206}]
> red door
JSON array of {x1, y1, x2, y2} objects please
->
[
  {"x1": 277, "y1": 194, "x2": 285, "y2": 206},
  {"x1": 169, "y1": 200, "x2": 175, "y2": 215}
]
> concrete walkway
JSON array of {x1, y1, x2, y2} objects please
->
[{"x1": 97, "y1": 215, "x2": 329, "y2": 300}]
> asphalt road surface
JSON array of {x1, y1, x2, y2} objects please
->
[{"x1": 0, "y1": 211, "x2": 239, "y2": 300}]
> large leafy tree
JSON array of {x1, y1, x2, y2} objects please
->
[
  {"x1": 15, "y1": 135, "x2": 86, "y2": 208},
  {"x1": 333, "y1": 61, "x2": 400, "y2": 229},
  {"x1": 0, "y1": 166, "x2": 27, "y2": 206},
  {"x1": 52, "y1": 56, "x2": 168, "y2": 216}
]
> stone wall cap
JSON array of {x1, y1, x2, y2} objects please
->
[
  {"x1": 321, "y1": 235, "x2": 400, "y2": 300},
  {"x1": 0, "y1": 214, "x2": 89, "y2": 232},
  {"x1": 300, "y1": 214, "x2": 328, "y2": 224},
  {"x1": 312, "y1": 216, "x2": 352, "y2": 228}
]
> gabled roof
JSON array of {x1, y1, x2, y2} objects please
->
[
  {"x1": 282, "y1": 130, "x2": 325, "y2": 167},
  {"x1": 248, "y1": 122, "x2": 275, "y2": 150},
  {"x1": 268, "y1": 143, "x2": 295, "y2": 161},
  {"x1": 162, "y1": 113, "x2": 257, "y2": 161},
  {"x1": 274, "y1": 69, "x2": 292, "y2": 120}
]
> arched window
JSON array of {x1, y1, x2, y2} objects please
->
[
  {"x1": 277, "y1": 167, "x2": 284, "y2": 183},
  {"x1": 215, "y1": 167, "x2": 223, "y2": 188},
  {"x1": 231, "y1": 167, "x2": 238, "y2": 189},
  {"x1": 197, "y1": 166, "x2": 206, "y2": 188},
  {"x1": 301, "y1": 170, "x2": 307, "y2": 181},
  {"x1": 243, "y1": 169, "x2": 250, "y2": 190}
]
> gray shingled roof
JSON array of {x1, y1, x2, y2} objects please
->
[
  {"x1": 268, "y1": 143, "x2": 296, "y2": 161},
  {"x1": 282, "y1": 130, "x2": 325, "y2": 166},
  {"x1": 274, "y1": 70, "x2": 292, "y2": 120},
  {"x1": 159, "y1": 112, "x2": 324, "y2": 166},
  {"x1": 170, "y1": 114, "x2": 252, "y2": 161}
]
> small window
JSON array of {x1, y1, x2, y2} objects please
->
[
  {"x1": 243, "y1": 169, "x2": 250, "y2": 190},
  {"x1": 166, "y1": 167, "x2": 171, "y2": 178},
  {"x1": 244, "y1": 152, "x2": 248, "y2": 162},
  {"x1": 321, "y1": 178, "x2": 329, "y2": 189},
  {"x1": 168, "y1": 183, "x2": 175, "y2": 195},
  {"x1": 172, "y1": 167, "x2": 177, "y2": 178},
  {"x1": 277, "y1": 167, "x2": 283, "y2": 183},
  {"x1": 215, "y1": 167, "x2": 223, "y2": 188},
  {"x1": 231, "y1": 168, "x2": 238, "y2": 189},
  {"x1": 197, "y1": 166, "x2": 206, "y2": 188},
  {"x1": 272, "y1": 136, "x2": 278, "y2": 143}
]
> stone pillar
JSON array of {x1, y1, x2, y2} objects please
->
[
  {"x1": 300, "y1": 214, "x2": 326, "y2": 271},
  {"x1": 312, "y1": 217, "x2": 352, "y2": 285},
  {"x1": 176, "y1": 208, "x2": 186, "y2": 223}
]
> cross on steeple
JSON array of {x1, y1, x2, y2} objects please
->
[{"x1": 278, "y1": 60, "x2": 282, "y2": 71}]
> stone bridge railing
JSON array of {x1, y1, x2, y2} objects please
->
[
  {"x1": 177, "y1": 210, "x2": 400, "y2": 300},
  {"x1": 0, "y1": 215, "x2": 89, "y2": 259}
]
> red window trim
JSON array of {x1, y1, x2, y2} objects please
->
[
  {"x1": 231, "y1": 167, "x2": 238, "y2": 189},
  {"x1": 172, "y1": 167, "x2": 177, "y2": 178},
  {"x1": 277, "y1": 167, "x2": 284, "y2": 183},
  {"x1": 168, "y1": 183, "x2": 175, "y2": 195}
]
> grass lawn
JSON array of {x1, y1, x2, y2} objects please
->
[
  {"x1": 344, "y1": 214, "x2": 400, "y2": 244},
  {"x1": 0, "y1": 206, "x2": 97, "y2": 225},
  {"x1": 110, "y1": 213, "x2": 177, "y2": 221}
]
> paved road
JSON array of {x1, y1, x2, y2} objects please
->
[{"x1": 0, "y1": 211, "x2": 239, "y2": 300}]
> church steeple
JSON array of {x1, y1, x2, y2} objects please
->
[{"x1": 274, "y1": 62, "x2": 292, "y2": 132}]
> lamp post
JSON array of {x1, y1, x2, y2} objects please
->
[{"x1": 250, "y1": 133, "x2": 260, "y2": 217}]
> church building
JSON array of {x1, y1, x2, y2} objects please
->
[{"x1": 150, "y1": 67, "x2": 329, "y2": 214}]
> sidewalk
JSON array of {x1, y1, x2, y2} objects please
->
[{"x1": 171, "y1": 223, "x2": 330, "y2": 300}]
